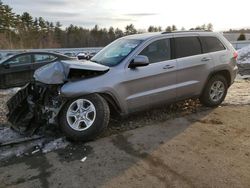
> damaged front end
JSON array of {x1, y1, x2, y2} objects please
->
[
  {"x1": 7, "y1": 83, "x2": 65, "y2": 135},
  {"x1": 6, "y1": 60, "x2": 109, "y2": 135}
]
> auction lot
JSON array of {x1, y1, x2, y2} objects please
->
[{"x1": 0, "y1": 79, "x2": 250, "y2": 188}]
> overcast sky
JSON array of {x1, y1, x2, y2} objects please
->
[{"x1": 2, "y1": 0, "x2": 250, "y2": 31}]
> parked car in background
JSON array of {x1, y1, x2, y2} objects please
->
[
  {"x1": 77, "y1": 52, "x2": 88, "y2": 60},
  {"x1": 7, "y1": 31, "x2": 238, "y2": 141},
  {"x1": 0, "y1": 51, "x2": 74, "y2": 89},
  {"x1": 88, "y1": 52, "x2": 97, "y2": 59},
  {"x1": 77, "y1": 51, "x2": 97, "y2": 60},
  {"x1": 5, "y1": 52, "x2": 18, "y2": 58},
  {"x1": 64, "y1": 52, "x2": 77, "y2": 57}
]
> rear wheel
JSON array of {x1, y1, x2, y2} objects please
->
[
  {"x1": 59, "y1": 94, "x2": 110, "y2": 141},
  {"x1": 200, "y1": 75, "x2": 228, "y2": 107}
]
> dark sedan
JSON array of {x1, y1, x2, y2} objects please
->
[{"x1": 0, "y1": 52, "x2": 74, "y2": 89}]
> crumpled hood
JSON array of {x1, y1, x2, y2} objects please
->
[{"x1": 34, "y1": 60, "x2": 109, "y2": 84}]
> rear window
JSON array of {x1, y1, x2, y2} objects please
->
[
  {"x1": 200, "y1": 36, "x2": 226, "y2": 53},
  {"x1": 174, "y1": 37, "x2": 202, "y2": 58}
]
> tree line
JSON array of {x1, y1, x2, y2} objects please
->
[{"x1": 0, "y1": 1, "x2": 214, "y2": 49}]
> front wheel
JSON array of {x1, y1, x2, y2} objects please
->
[
  {"x1": 200, "y1": 75, "x2": 228, "y2": 107},
  {"x1": 59, "y1": 94, "x2": 110, "y2": 141}
]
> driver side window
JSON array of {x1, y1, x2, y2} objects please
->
[
  {"x1": 139, "y1": 39, "x2": 171, "y2": 64},
  {"x1": 7, "y1": 55, "x2": 32, "y2": 65}
]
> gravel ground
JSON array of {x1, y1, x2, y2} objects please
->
[
  {"x1": 1, "y1": 104, "x2": 250, "y2": 188},
  {"x1": 224, "y1": 79, "x2": 250, "y2": 105},
  {"x1": 0, "y1": 94, "x2": 10, "y2": 124},
  {"x1": 0, "y1": 88, "x2": 20, "y2": 125}
]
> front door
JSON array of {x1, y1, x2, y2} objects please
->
[
  {"x1": 121, "y1": 38, "x2": 177, "y2": 113},
  {"x1": 0, "y1": 54, "x2": 33, "y2": 88}
]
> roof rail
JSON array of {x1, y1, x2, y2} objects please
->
[{"x1": 161, "y1": 30, "x2": 212, "y2": 34}]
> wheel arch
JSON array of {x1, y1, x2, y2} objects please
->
[
  {"x1": 200, "y1": 69, "x2": 231, "y2": 96},
  {"x1": 97, "y1": 92, "x2": 123, "y2": 116},
  {"x1": 206, "y1": 69, "x2": 231, "y2": 87},
  {"x1": 61, "y1": 90, "x2": 123, "y2": 115}
]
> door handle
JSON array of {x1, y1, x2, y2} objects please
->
[
  {"x1": 163, "y1": 65, "x2": 174, "y2": 69},
  {"x1": 201, "y1": 57, "x2": 212, "y2": 61}
]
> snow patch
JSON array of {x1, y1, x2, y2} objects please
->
[
  {"x1": 237, "y1": 45, "x2": 250, "y2": 76},
  {"x1": 0, "y1": 127, "x2": 23, "y2": 143},
  {"x1": 0, "y1": 87, "x2": 21, "y2": 95},
  {"x1": 42, "y1": 137, "x2": 69, "y2": 153},
  {"x1": 0, "y1": 126, "x2": 70, "y2": 161},
  {"x1": 237, "y1": 45, "x2": 250, "y2": 64}
]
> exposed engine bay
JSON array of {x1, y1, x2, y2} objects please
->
[{"x1": 6, "y1": 60, "x2": 109, "y2": 135}]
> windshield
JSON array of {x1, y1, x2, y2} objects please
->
[
  {"x1": 0, "y1": 55, "x2": 13, "y2": 64},
  {"x1": 91, "y1": 39, "x2": 142, "y2": 66}
]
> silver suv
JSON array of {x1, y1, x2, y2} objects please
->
[{"x1": 7, "y1": 31, "x2": 238, "y2": 141}]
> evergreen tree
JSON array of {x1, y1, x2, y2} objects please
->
[
  {"x1": 54, "y1": 21, "x2": 63, "y2": 46},
  {"x1": 108, "y1": 27, "x2": 115, "y2": 41},
  {"x1": 148, "y1": 26, "x2": 162, "y2": 32},
  {"x1": 148, "y1": 26, "x2": 155, "y2": 32},
  {"x1": 165, "y1": 26, "x2": 172, "y2": 32},
  {"x1": 171, "y1": 25, "x2": 177, "y2": 31},
  {"x1": 238, "y1": 33, "x2": 246, "y2": 41},
  {"x1": 125, "y1": 24, "x2": 137, "y2": 35},
  {"x1": 0, "y1": 1, "x2": 218, "y2": 49},
  {"x1": 114, "y1": 28, "x2": 124, "y2": 38}
]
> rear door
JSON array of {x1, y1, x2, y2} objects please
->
[
  {"x1": 0, "y1": 54, "x2": 33, "y2": 88},
  {"x1": 174, "y1": 35, "x2": 214, "y2": 99},
  {"x1": 199, "y1": 36, "x2": 228, "y2": 66},
  {"x1": 122, "y1": 37, "x2": 177, "y2": 112}
]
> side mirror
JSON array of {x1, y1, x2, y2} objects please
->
[{"x1": 129, "y1": 55, "x2": 149, "y2": 68}]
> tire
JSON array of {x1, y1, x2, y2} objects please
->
[
  {"x1": 200, "y1": 75, "x2": 228, "y2": 107},
  {"x1": 59, "y1": 94, "x2": 110, "y2": 141}
]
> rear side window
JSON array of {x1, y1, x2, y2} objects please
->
[
  {"x1": 34, "y1": 54, "x2": 57, "y2": 63},
  {"x1": 200, "y1": 36, "x2": 226, "y2": 53},
  {"x1": 139, "y1": 39, "x2": 171, "y2": 64},
  {"x1": 174, "y1": 37, "x2": 202, "y2": 58}
]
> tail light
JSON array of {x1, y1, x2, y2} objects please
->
[{"x1": 233, "y1": 51, "x2": 238, "y2": 60}]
